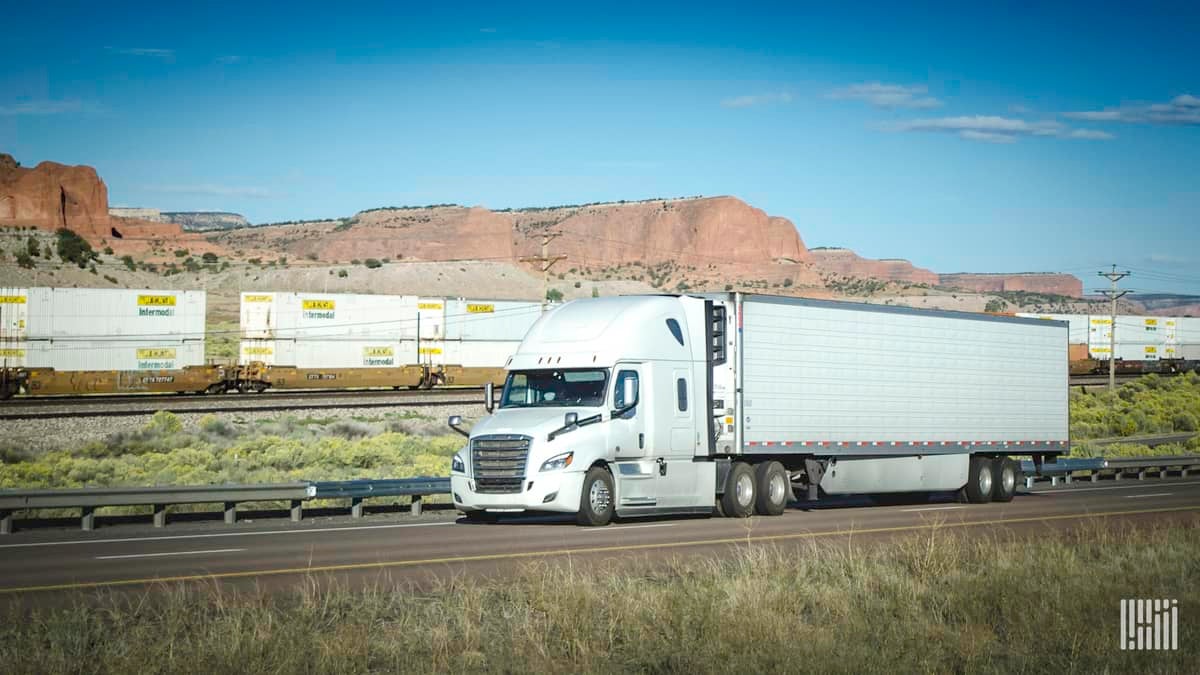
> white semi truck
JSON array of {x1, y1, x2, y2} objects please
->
[{"x1": 449, "y1": 294, "x2": 1068, "y2": 525}]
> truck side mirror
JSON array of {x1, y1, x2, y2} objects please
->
[
  {"x1": 564, "y1": 412, "x2": 578, "y2": 427},
  {"x1": 484, "y1": 381, "x2": 495, "y2": 413},
  {"x1": 447, "y1": 415, "x2": 469, "y2": 438},
  {"x1": 623, "y1": 377, "x2": 638, "y2": 408}
]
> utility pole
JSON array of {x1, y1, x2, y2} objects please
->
[
  {"x1": 519, "y1": 231, "x2": 567, "y2": 307},
  {"x1": 1096, "y1": 265, "x2": 1131, "y2": 391}
]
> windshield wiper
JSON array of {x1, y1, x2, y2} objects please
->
[{"x1": 547, "y1": 413, "x2": 603, "y2": 442}]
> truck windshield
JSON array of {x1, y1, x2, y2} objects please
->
[{"x1": 500, "y1": 369, "x2": 609, "y2": 408}]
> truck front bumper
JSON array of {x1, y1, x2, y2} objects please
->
[{"x1": 451, "y1": 471, "x2": 584, "y2": 514}]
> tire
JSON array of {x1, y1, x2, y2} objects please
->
[
  {"x1": 991, "y1": 458, "x2": 1019, "y2": 503},
  {"x1": 754, "y1": 461, "x2": 788, "y2": 516},
  {"x1": 964, "y1": 455, "x2": 995, "y2": 504},
  {"x1": 577, "y1": 466, "x2": 615, "y2": 526},
  {"x1": 720, "y1": 462, "x2": 756, "y2": 518}
]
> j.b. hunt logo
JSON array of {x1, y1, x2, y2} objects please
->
[
  {"x1": 137, "y1": 294, "x2": 176, "y2": 317},
  {"x1": 302, "y1": 299, "x2": 335, "y2": 319},
  {"x1": 362, "y1": 346, "x2": 394, "y2": 366},
  {"x1": 1120, "y1": 599, "x2": 1178, "y2": 650},
  {"x1": 136, "y1": 347, "x2": 176, "y2": 370}
]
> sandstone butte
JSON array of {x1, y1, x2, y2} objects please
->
[
  {"x1": 0, "y1": 153, "x2": 220, "y2": 258},
  {"x1": 1, "y1": 154, "x2": 1082, "y2": 296}
]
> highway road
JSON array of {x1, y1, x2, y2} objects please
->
[{"x1": 2, "y1": 478, "x2": 1198, "y2": 600}]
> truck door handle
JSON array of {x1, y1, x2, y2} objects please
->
[
  {"x1": 639, "y1": 433, "x2": 644, "y2": 449},
  {"x1": 656, "y1": 457, "x2": 666, "y2": 476}
]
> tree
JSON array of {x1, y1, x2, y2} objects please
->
[
  {"x1": 984, "y1": 299, "x2": 1008, "y2": 313},
  {"x1": 201, "y1": 252, "x2": 219, "y2": 263},
  {"x1": 16, "y1": 252, "x2": 35, "y2": 269},
  {"x1": 26, "y1": 236, "x2": 39, "y2": 258},
  {"x1": 337, "y1": 269, "x2": 349, "y2": 278},
  {"x1": 546, "y1": 288, "x2": 564, "y2": 302},
  {"x1": 364, "y1": 258, "x2": 382, "y2": 269},
  {"x1": 174, "y1": 249, "x2": 189, "y2": 257},
  {"x1": 55, "y1": 228, "x2": 97, "y2": 268},
  {"x1": 591, "y1": 286, "x2": 600, "y2": 298},
  {"x1": 121, "y1": 255, "x2": 136, "y2": 271}
]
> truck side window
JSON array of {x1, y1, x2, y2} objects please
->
[
  {"x1": 676, "y1": 377, "x2": 688, "y2": 412},
  {"x1": 614, "y1": 370, "x2": 638, "y2": 408}
]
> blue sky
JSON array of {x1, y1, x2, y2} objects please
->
[{"x1": 2, "y1": 1, "x2": 1198, "y2": 292}]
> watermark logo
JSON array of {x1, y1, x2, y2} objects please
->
[{"x1": 1120, "y1": 599, "x2": 1178, "y2": 650}]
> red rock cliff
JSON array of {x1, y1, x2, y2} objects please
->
[
  {"x1": 0, "y1": 153, "x2": 111, "y2": 236},
  {"x1": 939, "y1": 273, "x2": 1083, "y2": 297}
]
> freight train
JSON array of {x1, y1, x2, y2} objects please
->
[
  {"x1": 1016, "y1": 313, "x2": 1200, "y2": 376},
  {"x1": 0, "y1": 287, "x2": 546, "y2": 398}
]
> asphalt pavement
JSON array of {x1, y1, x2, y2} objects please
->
[{"x1": 2, "y1": 477, "x2": 1198, "y2": 600}]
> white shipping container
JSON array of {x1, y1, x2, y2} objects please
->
[
  {"x1": 27, "y1": 288, "x2": 205, "y2": 339},
  {"x1": 443, "y1": 299, "x2": 544, "y2": 367},
  {"x1": 1181, "y1": 318, "x2": 1200, "y2": 360},
  {"x1": 739, "y1": 298, "x2": 1068, "y2": 446},
  {"x1": 24, "y1": 339, "x2": 205, "y2": 371},
  {"x1": 241, "y1": 292, "x2": 418, "y2": 341},
  {"x1": 1016, "y1": 312, "x2": 1089, "y2": 344},
  {"x1": 1, "y1": 287, "x2": 29, "y2": 367}
]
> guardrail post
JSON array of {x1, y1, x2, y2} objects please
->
[
  {"x1": 81, "y1": 506, "x2": 95, "y2": 531},
  {"x1": 153, "y1": 504, "x2": 167, "y2": 528},
  {"x1": 0, "y1": 510, "x2": 11, "y2": 535},
  {"x1": 1064, "y1": 474, "x2": 1073, "y2": 485},
  {"x1": 224, "y1": 502, "x2": 237, "y2": 525},
  {"x1": 1089, "y1": 473, "x2": 1099, "y2": 483},
  {"x1": 1025, "y1": 476, "x2": 1034, "y2": 489},
  {"x1": 1114, "y1": 470, "x2": 1123, "y2": 481},
  {"x1": 1183, "y1": 467, "x2": 1191, "y2": 478},
  {"x1": 351, "y1": 497, "x2": 364, "y2": 518},
  {"x1": 1050, "y1": 476, "x2": 1059, "y2": 487},
  {"x1": 411, "y1": 495, "x2": 423, "y2": 516},
  {"x1": 290, "y1": 500, "x2": 303, "y2": 522},
  {"x1": 1137, "y1": 470, "x2": 1146, "y2": 480},
  {"x1": 1158, "y1": 468, "x2": 1168, "y2": 479}
]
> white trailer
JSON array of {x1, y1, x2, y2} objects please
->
[{"x1": 450, "y1": 293, "x2": 1068, "y2": 525}]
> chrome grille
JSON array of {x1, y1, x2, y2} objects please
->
[{"x1": 471, "y1": 435, "x2": 531, "y2": 494}]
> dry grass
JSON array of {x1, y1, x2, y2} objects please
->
[{"x1": 2, "y1": 518, "x2": 1197, "y2": 673}]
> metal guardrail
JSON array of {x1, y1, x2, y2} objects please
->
[
  {"x1": 2, "y1": 455, "x2": 1199, "y2": 534},
  {"x1": 0, "y1": 477, "x2": 449, "y2": 534},
  {"x1": 1020, "y1": 455, "x2": 1200, "y2": 488}
]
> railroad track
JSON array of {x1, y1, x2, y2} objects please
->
[
  {"x1": 3, "y1": 386, "x2": 485, "y2": 407},
  {"x1": 0, "y1": 389, "x2": 491, "y2": 421}
]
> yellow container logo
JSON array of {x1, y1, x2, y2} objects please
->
[
  {"x1": 418, "y1": 347, "x2": 443, "y2": 355},
  {"x1": 363, "y1": 346, "x2": 394, "y2": 357},
  {"x1": 243, "y1": 346, "x2": 274, "y2": 356},
  {"x1": 0, "y1": 295, "x2": 27, "y2": 304},
  {"x1": 0, "y1": 348, "x2": 25, "y2": 357},
  {"x1": 467, "y1": 303, "x2": 495, "y2": 314},
  {"x1": 138, "y1": 295, "x2": 177, "y2": 306},
  {"x1": 1091, "y1": 318, "x2": 1111, "y2": 325},
  {"x1": 302, "y1": 299, "x2": 336, "y2": 310},
  {"x1": 1145, "y1": 319, "x2": 1158, "y2": 326},
  {"x1": 418, "y1": 302, "x2": 443, "y2": 310},
  {"x1": 136, "y1": 348, "x2": 177, "y2": 359},
  {"x1": 244, "y1": 294, "x2": 273, "y2": 303},
  {"x1": 1145, "y1": 346, "x2": 1157, "y2": 354}
]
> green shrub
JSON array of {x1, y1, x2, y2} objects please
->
[
  {"x1": 201, "y1": 252, "x2": 219, "y2": 263},
  {"x1": 15, "y1": 251, "x2": 35, "y2": 268},
  {"x1": 174, "y1": 249, "x2": 189, "y2": 257},
  {"x1": 363, "y1": 258, "x2": 382, "y2": 269},
  {"x1": 55, "y1": 228, "x2": 97, "y2": 268},
  {"x1": 121, "y1": 255, "x2": 136, "y2": 271}
]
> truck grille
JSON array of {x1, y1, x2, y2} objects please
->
[{"x1": 472, "y1": 435, "x2": 531, "y2": 494}]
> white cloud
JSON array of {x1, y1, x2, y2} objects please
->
[
  {"x1": 143, "y1": 184, "x2": 280, "y2": 199},
  {"x1": 0, "y1": 100, "x2": 101, "y2": 116},
  {"x1": 879, "y1": 115, "x2": 1113, "y2": 143},
  {"x1": 1064, "y1": 94, "x2": 1200, "y2": 126},
  {"x1": 106, "y1": 47, "x2": 175, "y2": 59},
  {"x1": 828, "y1": 82, "x2": 942, "y2": 109},
  {"x1": 721, "y1": 92, "x2": 793, "y2": 108}
]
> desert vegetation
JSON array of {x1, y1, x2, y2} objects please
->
[{"x1": 0, "y1": 519, "x2": 1195, "y2": 672}]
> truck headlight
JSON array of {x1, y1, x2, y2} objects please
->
[
  {"x1": 451, "y1": 453, "x2": 466, "y2": 474},
  {"x1": 540, "y1": 452, "x2": 574, "y2": 472}
]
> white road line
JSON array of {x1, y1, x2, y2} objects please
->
[
  {"x1": 1124, "y1": 493, "x2": 1173, "y2": 499},
  {"x1": 1029, "y1": 480, "x2": 1200, "y2": 495},
  {"x1": 580, "y1": 524, "x2": 674, "y2": 532},
  {"x1": 96, "y1": 548, "x2": 246, "y2": 561},
  {"x1": 0, "y1": 521, "x2": 454, "y2": 550},
  {"x1": 901, "y1": 506, "x2": 965, "y2": 512}
]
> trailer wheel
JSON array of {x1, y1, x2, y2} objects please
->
[
  {"x1": 577, "y1": 466, "x2": 615, "y2": 526},
  {"x1": 963, "y1": 456, "x2": 994, "y2": 504},
  {"x1": 991, "y1": 458, "x2": 1019, "y2": 503},
  {"x1": 754, "y1": 461, "x2": 788, "y2": 516},
  {"x1": 720, "y1": 462, "x2": 756, "y2": 518}
]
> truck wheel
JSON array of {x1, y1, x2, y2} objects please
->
[
  {"x1": 754, "y1": 461, "x2": 788, "y2": 516},
  {"x1": 720, "y1": 462, "x2": 756, "y2": 518},
  {"x1": 991, "y1": 458, "x2": 1019, "y2": 503},
  {"x1": 963, "y1": 456, "x2": 994, "y2": 504},
  {"x1": 577, "y1": 466, "x2": 615, "y2": 526}
]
